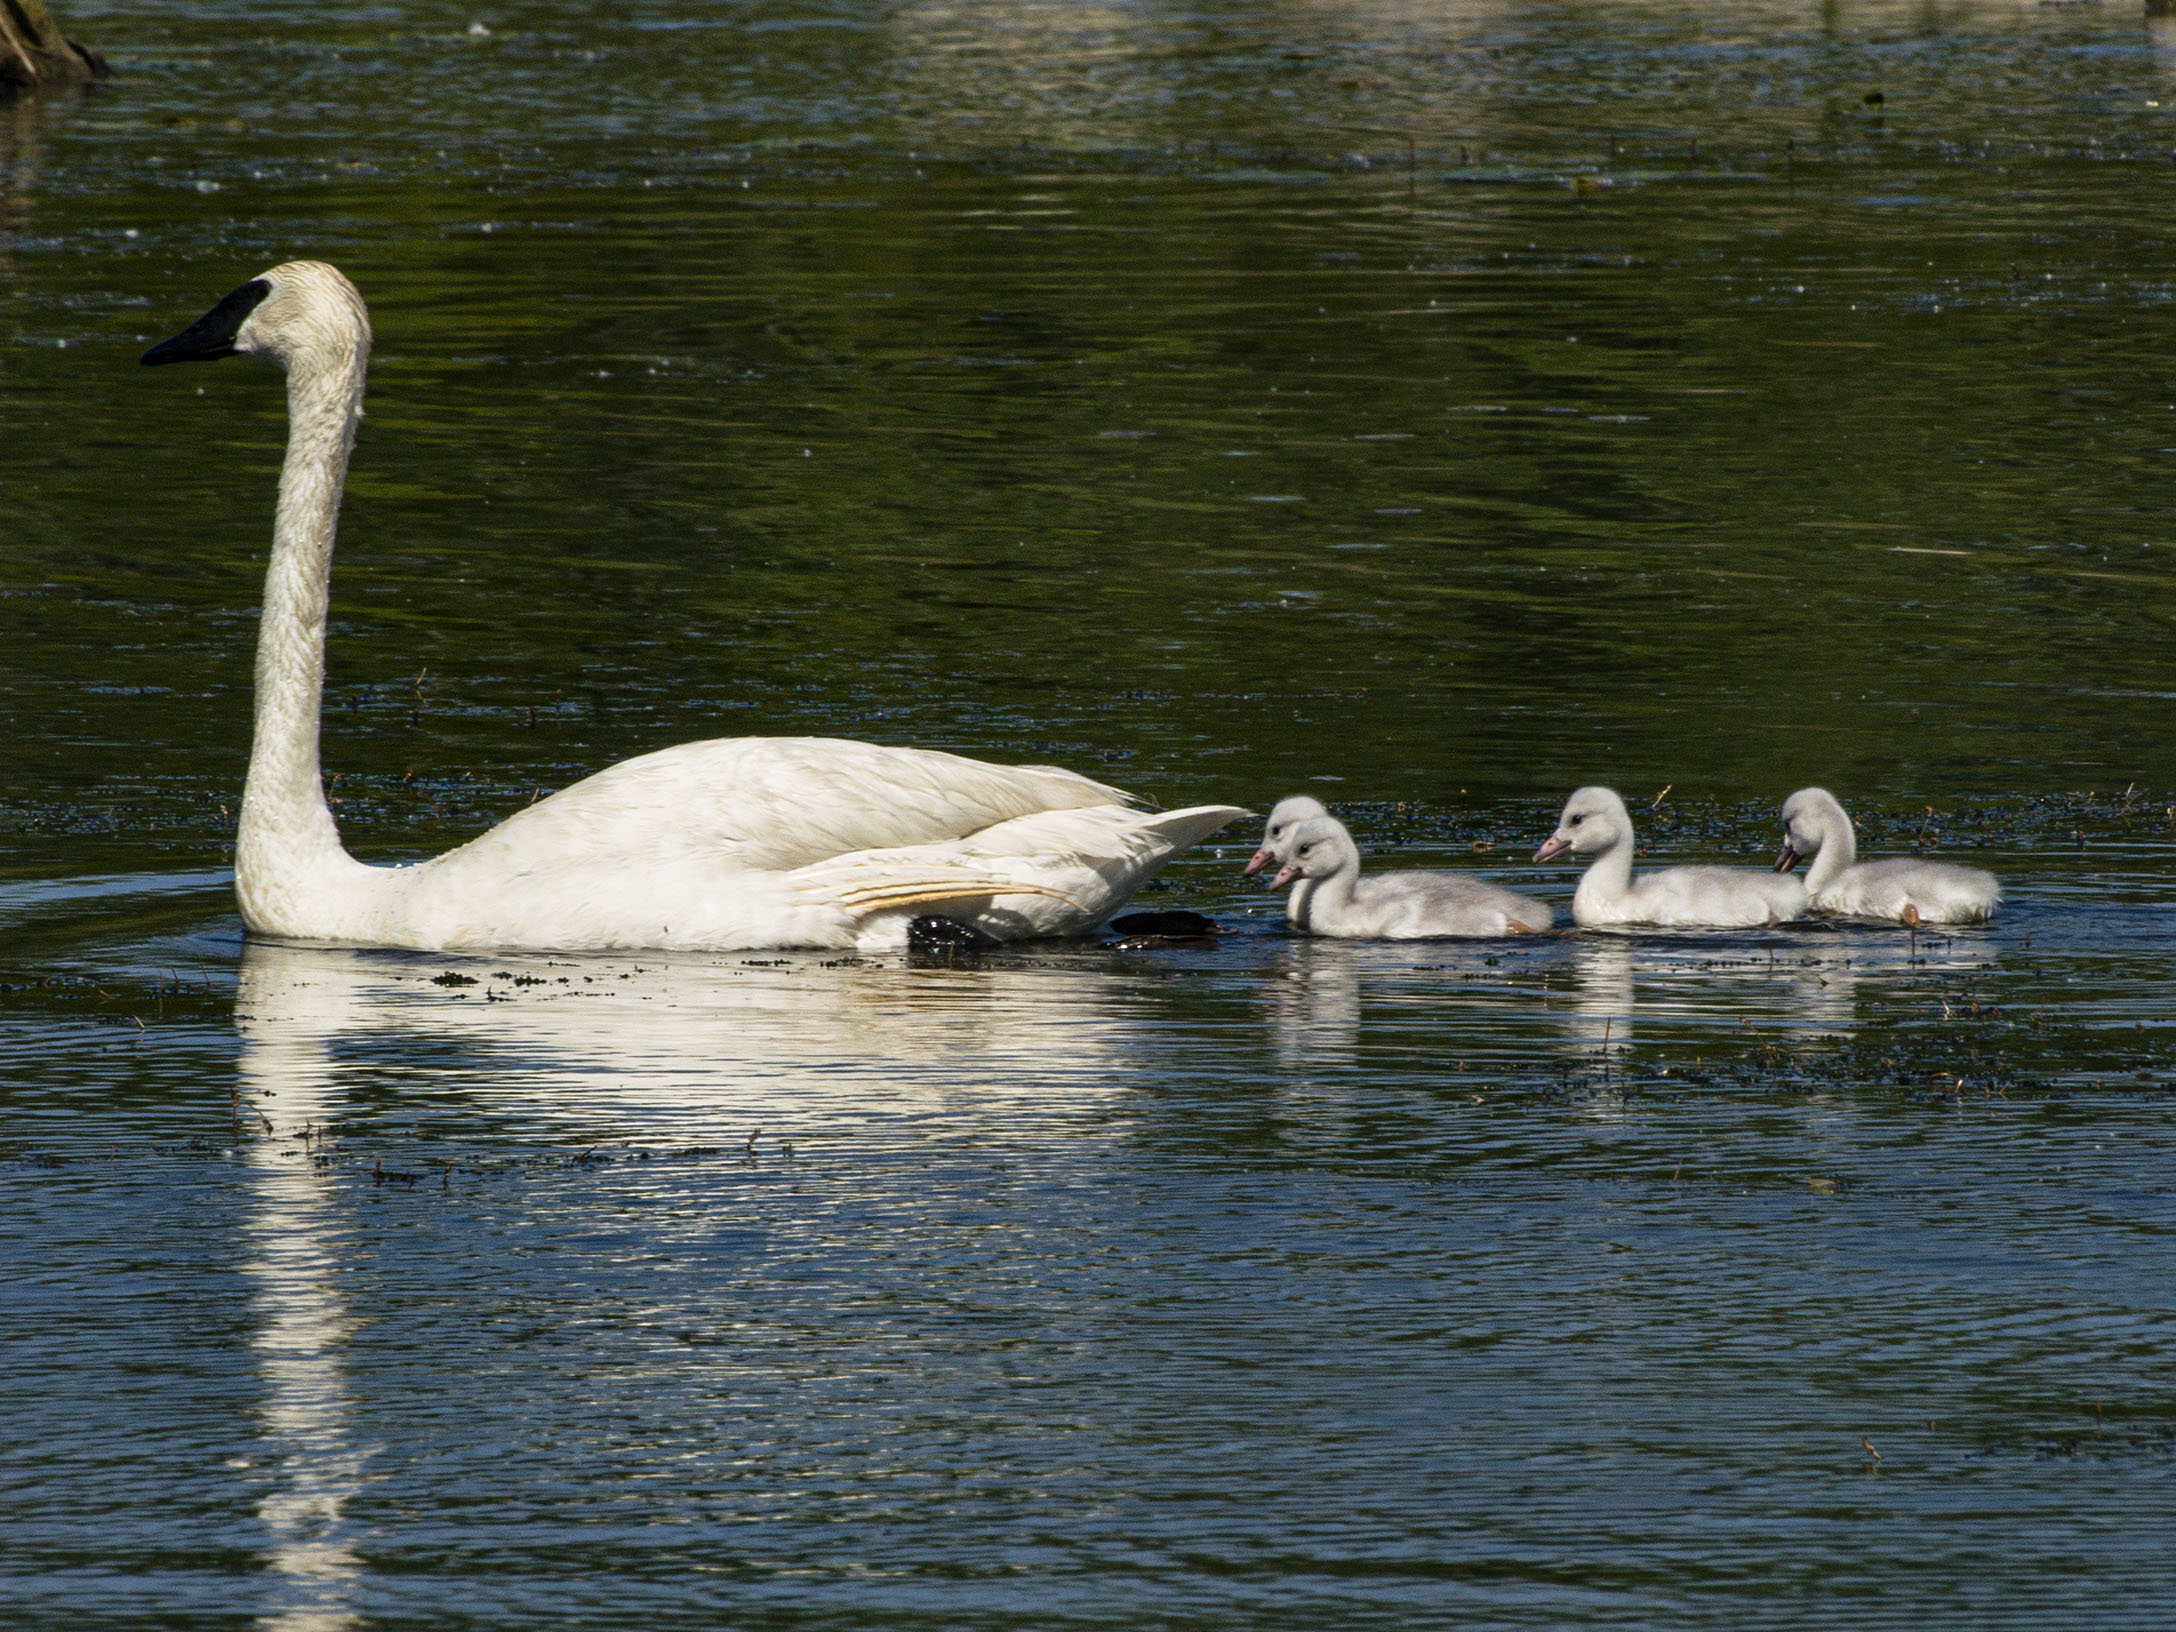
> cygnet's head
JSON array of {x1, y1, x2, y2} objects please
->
[
  {"x1": 1244, "y1": 794, "x2": 1331, "y2": 877},
  {"x1": 1775, "y1": 786, "x2": 1849, "y2": 874},
  {"x1": 1270, "y1": 815, "x2": 1359, "y2": 889},
  {"x1": 1534, "y1": 785, "x2": 1630, "y2": 864},
  {"x1": 142, "y1": 260, "x2": 370, "y2": 375}
]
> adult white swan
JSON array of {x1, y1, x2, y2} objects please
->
[
  {"x1": 1775, "y1": 787, "x2": 2000, "y2": 925},
  {"x1": 1534, "y1": 786, "x2": 1805, "y2": 929},
  {"x1": 143, "y1": 261, "x2": 1243, "y2": 951}
]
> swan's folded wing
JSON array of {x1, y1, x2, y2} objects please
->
[
  {"x1": 925, "y1": 802, "x2": 1249, "y2": 927},
  {"x1": 789, "y1": 804, "x2": 1246, "y2": 930},
  {"x1": 462, "y1": 736, "x2": 1139, "y2": 873},
  {"x1": 787, "y1": 855, "x2": 1085, "y2": 918}
]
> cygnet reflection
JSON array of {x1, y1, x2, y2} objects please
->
[
  {"x1": 1772, "y1": 942, "x2": 1861, "y2": 1036},
  {"x1": 1561, "y1": 936, "x2": 1635, "y2": 1056},
  {"x1": 1546, "y1": 924, "x2": 1999, "y2": 1060},
  {"x1": 1551, "y1": 935, "x2": 1891, "y2": 1085},
  {"x1": 1261, "y1": 941, "x2": 1363, "y2": 1068}
]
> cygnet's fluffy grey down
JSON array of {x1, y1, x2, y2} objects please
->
[
  {"x1": 1776, "y1": 787, "x2": 2000, "y2": 925},
  {"x1": 1266, "y1": 813, "x2": 1553, "y2": 938},
  {"x1": 1536, "y1": 786, "x2": 1805, "y2": 929}
]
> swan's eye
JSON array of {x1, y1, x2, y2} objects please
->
[
  {"x1": 1299, "y1": 843, "x2": 1314, "y2": 856},
  {"x1": 1570, "y1": 814, "x2": 1584, "y2": 826}
]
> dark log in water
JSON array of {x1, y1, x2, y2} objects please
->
[{"x1": 0, "y1": 0, "x2": 107, "y2": 93}]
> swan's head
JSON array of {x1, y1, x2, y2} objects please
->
[
  {"x1": 1269, "y1": 816, "x2": 1358, "y2": 889},
  {"x1": 1534, "y1": 785, "x2": 1629, "y2": 864},
  {"x1": 142, "y1": 261, "x2": 370, "y2": 375},
  {"x1": 1776, "y1": 786, "x2": 1849, "y2": 874},
  {"x1": 1244, "y1": 794, "x2": 1331, "y2": 877}
]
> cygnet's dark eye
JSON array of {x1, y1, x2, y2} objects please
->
[
  {"x1": 1299, "y1": 842, "x2": 1314, "y2": 856},
  {"x1": 1570, "y1": 814, "x2": 1585, "y2": 826}
]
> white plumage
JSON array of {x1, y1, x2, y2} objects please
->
[
  {"x1": 144, "y1": 261, "x2": 1241, "y2": 951},
  {"x1": 1269, "y1": 813, "x2": 1552, "y2": 938},
  {"x1": 1241, "y1": 794, "x2": 1330, "y2": 879},
  {"x1": 1535, "y1": 786, "x2": 1805, "y2": 929},
  {"x1": 1776, "y1": 787, "x2": 2000, "y2": 925}
]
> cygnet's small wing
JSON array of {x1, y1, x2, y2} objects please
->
[
  {"x1": 1625, "y1": 864, "x2": 1806, "y2": 928},
  {"x1": 1340, "y1": 868, "x2": 1556, "y2": 938},
  {"x1": 1816, "y1": 858, "x2": 2001, "y2": 923}
]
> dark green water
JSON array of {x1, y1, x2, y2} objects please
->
[{"x1": 6, "y1": 2, "x2": 2176, "y2": 1626}]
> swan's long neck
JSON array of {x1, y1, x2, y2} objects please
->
[
  {"x1": 1803, "y1": 805, "x2": 1856, "y2": 896},
  {"x1": 1573, "y1": 828, "x2": 1636, "y2": 916},
  {"x1": 1306, "y1": 855, "x2": 1359, "y2": 919},
  {"x1": 235, "y1": 342, "x2": 369, "y2": 927}
]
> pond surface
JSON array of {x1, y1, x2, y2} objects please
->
[{"x1": 5, "y1": 1, "x2": 2176, "y2": 1625}]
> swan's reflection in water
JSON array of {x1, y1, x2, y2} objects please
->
[
  {"x1": 227, "y1": 923, "x2": 1990, "y2": 1619},
  {"x1": 232, "y1": 939, "x2": 1192, "y2": 1622},
  {"x1": 235, "y1": 930, "x2": 1999, "y2": 1120},
  {"x1": 235, "y1": 941, "x2": 1150, "y2": 1143},
  {"x1": 237, "y1": 983, "x2": 366, "y2": 1632}
]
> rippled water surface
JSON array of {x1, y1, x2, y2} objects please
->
[{"x1": 7, "y1": 2, "x2": 2176, "y2": 1625}]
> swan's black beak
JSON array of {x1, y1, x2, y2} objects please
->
[
  {"x1": 1774, "y1": 845, "x2": 1802, "y2": 875},
  {"x1": 142, "y1": 278, "x2": 272, "y2": 366}
]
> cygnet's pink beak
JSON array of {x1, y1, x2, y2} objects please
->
[
  {"x1": 1773, "y1": 844, "x2": 1802, "y2": 875},
  {"x1": 1271, "y1": 862, "x2": 1303, "y2": 889},
  {"x1": 1242, "y1": 846, "x2": 1274, "y2": 877},
  {"x1": 1533, "y1": 833, "x2": 1573, "y2": 865}
]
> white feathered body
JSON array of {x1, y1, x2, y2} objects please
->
[
  {"x1": 1290, "y1": 868, "x2": 1551, "y2": 938},
  {"x1": 239, "y1": 736, "x2": 1241, "y2": 951},
  {"x1": 1573, "y1": 864, "x2": 1806, "y2": 930},
  {"x1": 1273, "y1": 814, "x2": 1552, "y2": 939},
  {"x1": 1809, "y1": 858, "x2": 2000, "y2": 925}
]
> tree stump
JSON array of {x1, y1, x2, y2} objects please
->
[{"x1": 0, "y1": 0, "x2": 107, "y2": 93}]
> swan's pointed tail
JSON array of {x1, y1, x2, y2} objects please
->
[{"x1": 1134, "y1": 804, "x2": 1252, "y2": 852}]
